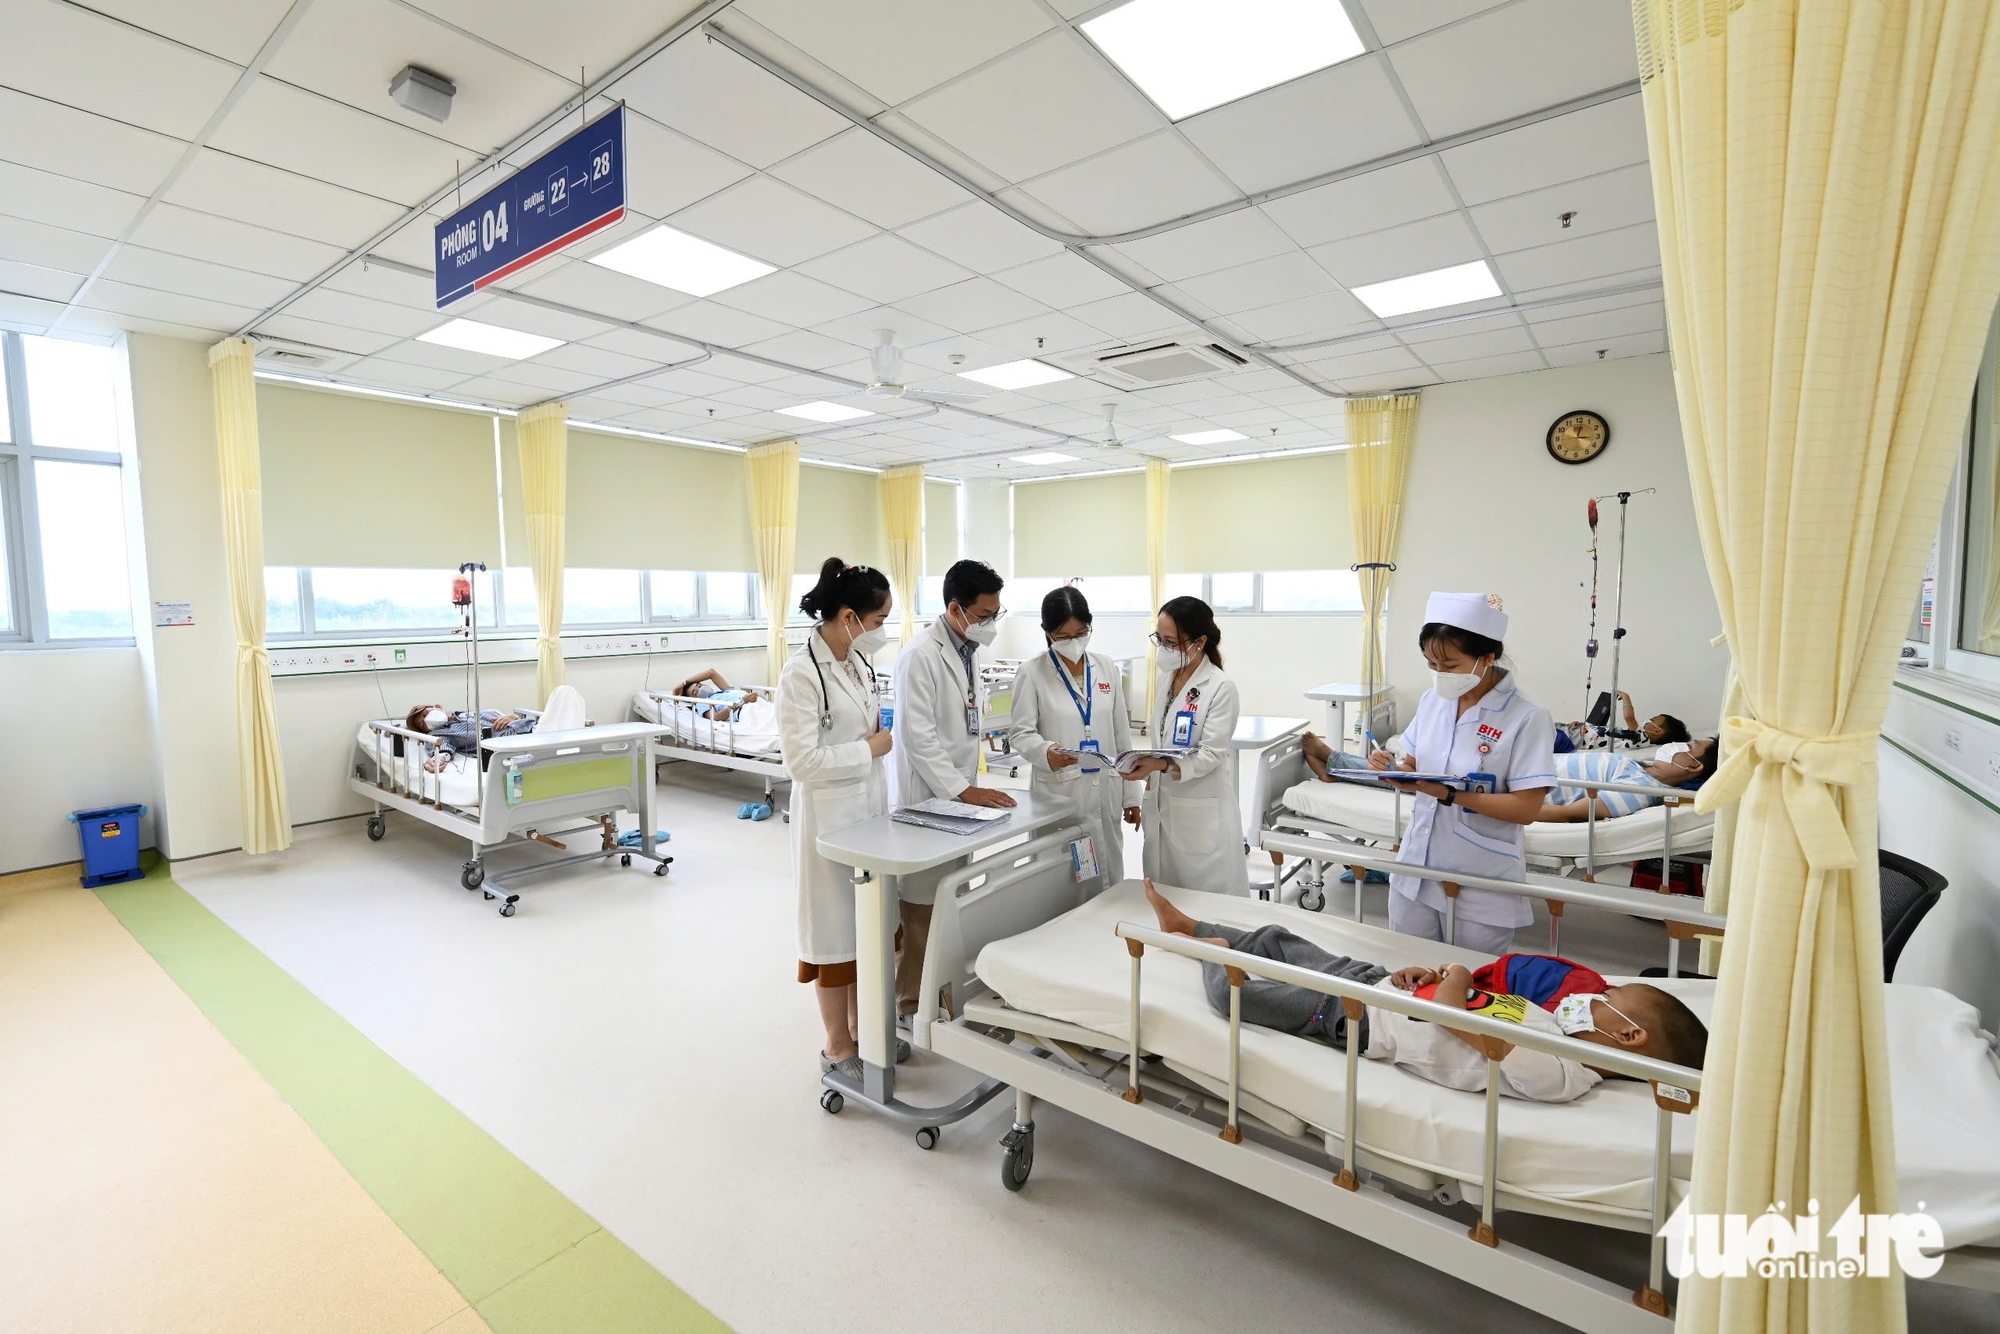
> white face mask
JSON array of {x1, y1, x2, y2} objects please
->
[
  {"x1": 1655, "y1": 741, "x2": 1691, "y2": 764},
  {"x1": 424, "y1": 708, "x2": 449, "y2": 729},
  {"x1": 694, "y1": 682, "x2": 717, "y2": 698},
  {"x1": 1553, "y1": 992, "x2": 1638, "y2": 1037},
  {"x1": 1051, "y1": 632, "x2": 1091, "y2": 663},
  {"x1": 1157, "y1": 644, "x2": 1195, "y2": 672},
  {"x1": 956, "y1": 609, "x2": 999, "y2": 647},
  {"x1": 849, "y1": 621, "x2": 888, "y2": 656},
  {"x1": 1430, "y1": 661, "x2": 1488, "y2": 700}
]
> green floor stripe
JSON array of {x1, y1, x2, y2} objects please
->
[{"x1": 95, "y1": 864, "x2": 727, "y2": 1334}]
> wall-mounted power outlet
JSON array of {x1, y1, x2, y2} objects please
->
[{"x1": 1946, "y1": 729, "x2": 1963, "y2": 752}]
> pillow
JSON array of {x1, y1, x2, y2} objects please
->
[{"x1": 535, "y1": 685, "x2": 587, "y2": 733}]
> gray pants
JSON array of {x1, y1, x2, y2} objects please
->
[{"x1": 1196, "y1": 922, "x2": 1389, "y2": 1050}]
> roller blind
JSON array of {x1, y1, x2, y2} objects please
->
[
  {"x1": 795, "y1": 463, "x2": 883, "y2": 573},
  {"x1": 500, "y1": 424, "x2": 754, "y2": 569},
  {"x1": 924, "y1": 479, "x2": 958, "y2": 572},
  {"x1": 1013, "y1": 472, "x2": 1145, "y2": 576},
  {"x1": 259, "y1": 384, "x2": 499, "y2": 567},
  {"x1": 1166, "y1": 453, "x2": 1353, "y2": 572}
]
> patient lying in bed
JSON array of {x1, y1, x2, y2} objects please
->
[
  {"x1": 674, "y1": 669, "x2": 765, "y2": 721},
  {"x1": 405, "y1": 704, "x2": 534, "y2": 771},
  {"x1": 1537, "y1": 740, "x2": 1716, "y2": 820},
  {"x1": 1145, "y1": 881, "x2": 1707, "y2": 1102}
]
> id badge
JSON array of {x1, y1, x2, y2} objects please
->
[
  {"x1": 965, "y1": 703, "x2": 982, "y2": 736},
  {"x1": 1463, "y1": 771, "x2": 1498, "y2": 795},
  {"x1": 1078, "y1": 738, "x2": 1103, "y2": 775},
  {"x1": 1172, "y1": 710, "x2": 1196, "y2": 748}
]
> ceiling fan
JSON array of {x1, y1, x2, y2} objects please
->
[
  {"x1": 865, "y1": 329, "x2": 989, "y2": 407},
  {"x1": 1090, "y1": 402, "x2": 1169, "y2": 450}
]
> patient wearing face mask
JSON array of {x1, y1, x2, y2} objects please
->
[
  {"x1": 672, "y1": 669, "x2": 765, "y2": 720},
  {"x1": 1146, "y1": 880, "x2": 1708, "y2": 1102},
  {"x1": 404, "y1": 703, "x2": 535, "y2": 771}
]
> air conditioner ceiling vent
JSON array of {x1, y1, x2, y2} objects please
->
[
  {"x1": 1090, "y1": 339, "x2": 1247, "y2": 387},
  {"x1": 256, "y1": 346, "x2": 330, "y2": 369}
]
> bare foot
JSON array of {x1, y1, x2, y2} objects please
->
[
  {"x1": 1301, "y1": 731, "x2": 1332, "y2": 762},
  {"x1": 1144, "y1": 878, "x2": 1199, "y2": 936}
]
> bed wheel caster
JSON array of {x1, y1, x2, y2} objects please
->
[
  {"x1": 914, "y1": 1126, "x2": 940, "y2": 1151},
  {"x1": 1000, "y1": 1125, "x2": 1034, "y2": 1191},
  {"x1": 653, "y1": 859, "x2": 672, "y2": 877},
  {"x1": 1300, "y1": 890, "x2": 1326, "y2": 913},
  {"x1": 499, "y1": 901, "x2": 516, "y2": 918},
  {"x1": 461, "y1": 860, "x2": 484, "y2": 891},
  {"x1": 819, "y1": 1089, "x2": 843, "y2": 1115},
  {"x1": 620, "y1": 853, "x2": 632, "y2": 867},
  {"x1": 366, "y1": 815, "x2": 385, "y2": 841}
]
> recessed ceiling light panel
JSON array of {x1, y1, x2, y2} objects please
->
[
  {"x1": 1011, "y1": 451, "x2": 1078, "y2": 465},
  {"x1": 1170, "y1": 428, "x2": 1248, "y2": 445},
  {"x1": 1351, "y1": 260, "x2": 1504, "y2": 319},
  {"x1": 416, "y1": 318, "x2": 562, "y2": 360},
  {"x1": 587, "y1": 224, "x2": 775, "y2": 297},
  {"x1": 777, "y1": 401, "x2": 874, "y2": 423},
  {"x1": 957, "y1": 359, "x2": 1075, "y2": 390},
  {"x1": 1083, "y1": 0, "x2": 1366, "y2": 121}
]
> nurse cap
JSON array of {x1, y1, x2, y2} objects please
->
[{"x1": 1424, "y1": 591, "x2": 1508, "y2": 641}]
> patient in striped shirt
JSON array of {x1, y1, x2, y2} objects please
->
[{"x1": 1537, "y1": 739, "x2": 1716, "y2": 821}]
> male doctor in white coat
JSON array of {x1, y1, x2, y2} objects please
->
[{"x1": 892, "y1": 558, "x2": 1016, "y2": 1018}]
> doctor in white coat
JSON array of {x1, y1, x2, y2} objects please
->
[
  {"x1": 1009, "y1": 585, "x2": 1142, "y2": 878},
  {"x1": 781, "y1": 558, "x2": 895, "y2": 1081},
  {"x1": 892, "y1": 558, "x2": 1015, "y2": 1017},
  {"x1": 1127, "y1": 596, "x2": 1248, "y2": 896}
]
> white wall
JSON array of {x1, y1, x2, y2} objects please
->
[
  {"x1": 1389, "y1": 354, "x2": 1727, "y2": 734},
  {"x1": 1878, "y1": 742, "x2": 2000, "y2": 1024},
  {"x1": 0, "y1": 649, "x2": 158, "y2": 872}
]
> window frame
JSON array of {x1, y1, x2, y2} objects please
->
[
  {"x1": 1015, "y1": 572, "x2": 1365, "y2": 617},
  {"x1": 1923, "y1": 344, "x2": 2000, "y2": 685},
  {"x1": 0, "y1": 331, "x2": 136, "y2": 648}
]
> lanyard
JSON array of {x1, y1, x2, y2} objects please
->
[
  {"x1": 1048, "y1": 649, "x2": 1092, "y2": 729},
  {"x1": 937, "y1": 635, "x2": 977, "y2": 709}
]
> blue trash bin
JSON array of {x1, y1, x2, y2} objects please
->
[{"x1": 69, "y1": 804, "x2": 147, "y2": 889}]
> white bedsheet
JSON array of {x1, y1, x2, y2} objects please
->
[
  {"x1": 975, "y1": 881, "x2": 2000, "y2": 1246},
  {"x1": 353, "y1": 724, "x2": 481, "y2": 809},
  {"x1": 1280, "y1": 779, "x2": 1715, "y2": 861},
  {"x1": 632, "y1": 692, "x2": 783, "y2": 756}
]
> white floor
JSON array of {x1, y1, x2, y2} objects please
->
[{"x1": 173, "y1": 762, "x2": 1994, "y2": 1334}]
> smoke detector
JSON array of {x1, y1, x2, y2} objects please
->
[{"x1": 390, "y1": 65, "x2": 456, "y2": 123}]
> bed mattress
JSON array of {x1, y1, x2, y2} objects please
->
[
  {"x1": 353, "y1": 725, "x2": 481, "y2": 810},
  {"x1": 632, "y1": 693, "x2": 783, "y2": 757},
  {"x1": 1279, "y1": 779, "x2": 1715, "y2": 861},
  {"x1": 975, "y1": 880, "x2": 2000, "y2": 1246}
]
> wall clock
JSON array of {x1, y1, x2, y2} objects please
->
[{"x1": 1547, "y1": 409, "x2": 1610, "y2": 464}]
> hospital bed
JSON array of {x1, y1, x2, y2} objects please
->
[
  {"x1": 877, "y1": 841, "x2": 2000, "y2": 1329},
  {"x1": 1250, "y1": 734, "x2": 1714, "y2": 918},
  {"x1": 980, "y1": 659, "x2": 1024, "y2": 777},
  {"x1": 630, "y1": 687, "x2": 791, "y2": 817},
  {"x1": 351, "y1": 716, "x2": 672, "y2": 916}
]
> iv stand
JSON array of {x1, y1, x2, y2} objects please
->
[
  {"x1": 460, "y1": 561, "x2": 486, "y2": 723},
  {"x1": 1605, "y1": 493, "x2": 1629, "y2": 727},
  {"x1": 1352, "y1": 561, "x2": 1396, "y2": 752}
]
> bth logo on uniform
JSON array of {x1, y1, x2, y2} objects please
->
[{"x1": 1477, "y1": 722, "x2": 1505, "y2": 745}]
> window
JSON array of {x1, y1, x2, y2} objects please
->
[
  {"x1": 649, "y1": 569, "x2": 697, "y2": 619},
  {"x1": 1263, "y1": 569, "x2": 1362, "y2": 612},
  {"x1": 1163, "y1": 573, "x2": 1203, "y2": 601},
  {"x1": 310, "y1": 568, "x2": 460, "y2": 633},
  {"x1": 265, "y1": 567, "x2": 301, "y2": 635},
  {"x1": 1210, "y1": 571, "x2": 1256, "y2": 610},
  {"x1": 1, "y1": 332, "x2": 135, "y2": 645},
  {"x1": 1924, "y1": 300, "x2": 2000, "y2": 680},
  {"x1": 1074, "y1": 575, "x2": 1152, "y2": 613},
  {"x1": 705, "y1": 571, "x2": 751, "y2": 620},
  {"x1": 789, "y1": 572, "x2": 815, "y2": 623},
  {"x1": 564, "y1": 568, "x2": 642, "y2": 625},
  {"x1": 266, "y1": 566, "x2": 770, "y2": 639},
  {"x1": 919, "y1": 574, "x2": 946, "y2": 616}
]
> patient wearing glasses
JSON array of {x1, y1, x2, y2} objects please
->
[{"x1": 1145, "y1": 881, "x2": 1707, "y2": 1102}]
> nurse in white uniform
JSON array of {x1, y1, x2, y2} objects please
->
[
  {"x1": 1008, "y1": 586, "x2": 1142, "y2": 878},
  {"x1": 1372, "y1": 592, "x2": 1557, "y2": 954},
  {"x1": 1128, "y1": 596, "x2": 1249, "y2": 896},
  {"x1": 780, "y1": 557, "x2": 895, "y2": 1080}
]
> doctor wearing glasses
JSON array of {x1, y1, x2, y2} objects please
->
[
  {"x1": 1124, "y1": 595, "x2": 1248, "y2": 896},
  {"x1": 893, "y1": 558, "x2": 1017, "y2": 1019},
  {"x1": 1008, "y1": 585, "x2": 1142, "y2": 878}
]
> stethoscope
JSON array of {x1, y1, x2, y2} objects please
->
[{"x1": 806, "y1": 627, "x2": 875, "y2": 733}]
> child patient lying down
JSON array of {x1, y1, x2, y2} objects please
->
[{"x1": 1144, "y1": 881, "x2": 1707, "y2": 1103}]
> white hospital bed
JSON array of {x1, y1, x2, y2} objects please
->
[
  {"x1": 1251, "y1": 735, "x2": 1714, "y2": 918},
  {"x1": 631, "y1": 687, "x2": 791, "y2": 816},
  {"x1": 351, "y1": 716, "x2": 672, "y2": 916}
]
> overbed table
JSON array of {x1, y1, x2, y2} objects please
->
[{"x1": 1305, "y1": 681, "x2": 1394, "y2": 753}]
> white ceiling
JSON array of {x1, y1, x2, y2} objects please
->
[{"x1": 0, "y1": 0, "x2": 1666, "y2": 478}]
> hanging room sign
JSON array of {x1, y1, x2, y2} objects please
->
[{"x1": 434, "y1": 105, "x2": 626, "y2": 308}]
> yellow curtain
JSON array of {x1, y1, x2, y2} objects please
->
[
  {"x1": 1343, "y1": 393, "x2": 1419, "y2": 688},
  {"x1": 1636, "y1": 3, "x2": 2000, "y2": 1330},
  {"x1": 880, "y1": 464, "x2": 924, "y2": 645},
  {"x1": 1145, "y1": 459, "x2": 1170, "y2": 730},
  {"x1": 207, "y1": 337, "x2": 291, "y2": 854},
  {"x1": 516, "y1": 402, "x2": 568, "y2": 705},
  {"x1": 746, "y1": 440, "x2": 800, "y2": 685}
]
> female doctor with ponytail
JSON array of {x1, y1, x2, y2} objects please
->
[
  {"x1": 1371, "y1": 592, "x2": 1557, "y2": 953},
  {"x1": 780, "y1": 557, "x2": 894, "y2": 1081},
  {"x1": 1008, "y1": 586, "x2": 1142, "y2": 877}
]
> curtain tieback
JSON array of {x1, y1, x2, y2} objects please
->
[{"x1": 1697, "y1": 716, "x2": 1874, "y2": 871}]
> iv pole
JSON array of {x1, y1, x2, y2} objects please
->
[{"x1": 1591, "y1": 490, "x2": 1653, "y2": 741}]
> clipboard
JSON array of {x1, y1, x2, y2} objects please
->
[{"x1": 1325, "y1": 769, "x2": 1470, "y2": 790}]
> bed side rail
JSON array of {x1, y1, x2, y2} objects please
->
[
  {"x1": 358, "y1": 718, "x2": 477, "y2": 811},
  {"x1": 639, "y1": 685, "x2": 778, "y2": 756},
  {"x1": 1112, "y1": 920, "x2": 1698, "y2": 1313}
]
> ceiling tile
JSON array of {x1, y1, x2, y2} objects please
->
[
  {"x1": 711, "y1": 269, "x2": 877, "y2": 326},
  {"x1": 0, "y1": 214, "x2": 117, "y2": 276},
  {"x1": 737, "y1": 0, "x2": 1053, "y2": 105},
  {"x1": 1297, "y1": 344, "x2": 1425, "y2": 379},
  {"x1": 767, "y1": 128, "x2": 973, "y2": 232},
  {"x1": 0, "y1": 86, "x2": 186, "y2": 197},
  {"x1": 622, "y1": 115, "x2": 756, "y2": 220},
  {"x1": 0, "y1": 0, "x2": 240, "y2": 141},
  {"x1": 1520, "y1": 287, "x2": 1663, "y2": 325},
  {"x1": 286, "y1": 287, "x2": 448, "y2": 338},
  {"x1": 1392, "y1": 310, "x2": 1526, "y2": 344},
  {"x1": 739, "y1": 328, "x2": 871, "y2": 370},
  {"x1": 586, "y1": 380, "x2": 687, "y2": 408},
  {"x1": 1015, "y1": 131, "x2": 1238, "y2": 236},
  {"x1": 975, "y1": 310, "x2": 1108, "y2": 357},
  {"x1": 1529, "y1": 301, "x2": 1665, "y2": 348},
  {"x1": 1472, "y1": 163, "x2": 1656, "y2": 256},
  {"x1": 80, "y1": 0, "x2": 295, "y2": 63},
  {"x1": 403, "y1": 0, "x2": 685, "y2": 84},
  {"x1": 450, "y1": 375, "x2": 559, "y2": 405},
  {"x1": 102, "y1": 245, "x2": 297, "y2": 308},
  {"x1": 1413, "y1": 324, "x2": 1535, "y2": 364},
  {"x1": 522, "y1": 342, "x2": 657, "y2": 380},
  {"x1": 1493, "y1": 222, "x2": 1661, "y2": 293},
  {"x1": 323, "y1": 257, "x2": 446, "y2": 310},
  {"x1": 515, "y1": 259, "x2": 692, "y2": 323},
  {"x1": 1505, "y1": 264, "x2": 1661, "y2": 302},
  {"x1": 164, "y1": 148, "x2": 405, "y2": 249},
  {"x1": 1388, "y1": 0, "x2": 1640, "y2": 139},
  {"x1": 899, "y1": 31, "x2": 1162, "y2": 184},
  {"x1": 0, "y1": 161, "x2": 145, "y2": 238},
  {"x1": 702, "y1": 352, "x2": 797, "y2": 385},
  {"x1": 1259, "y1": 158, "x2": 1458, "y2": 250},
  {"x1": 795, "y1": 234, "x2": 975, "y2": 305},
  {"x1": 670, "y1": 176, "x2": 876, "y2": 267},
  {"x1": 254, "y1": 312, "x2": 401, "y2": 356},
  {"x1": 643, "y1": 298, "x2": 795, "y2": 347},
  {"x1": 0, "y1": 258, "x2": 83, "y2": 304},
  {"x1": 899, "y1": 278, "x2": 1047, "y2": 334},
  {"x1": 75, "y1": 278, "x2": 256, "y2": 333},
  {"x1": 813, "y1": 304, "x2": 957, "y2": 351},
  {"x1": 1227, "y1": 291, "x2": 1375, "y2": 342},
  {"x1": 1179, "y1": 57, "x2": 1425, "y2": 195},
  {"x1": 1109, "y1": 209, "x2": 1297, "y2": 284},
  {"x1": 1340, "y1": 370, "x2": 1441, "y2": 394},
  {"x1": 1173, "y1": 252, "x2": 1338, "y2": 317},
  {"x1": 895, "y1": 201, "x2": 1064, "y2": 272},
  {"x1": 1541, "y1": 330, "x2": 1665, "y2": 365},
  {"x1": 1427, "y1": 349, "x2": 1548, "y2": 380},
  {"x1": 1307, "y1": 211, "x2": 1486, "y2": 288},
  {"x1": 1440, "y1": 94, "x2": 1649, "y2": 206},
  {"x1": 467, "y1": 297, "x2": 614, "y2": 343},
  {"x1": 499, "y1": 361, "x2": 606, "y2": 395},
  {"x1": 989, "y1": 252, "x2": 1129, "y2": 308},
  {"x1": 340, "y1": 357, "x2": 473, "y2": 391},
  {"x1": 129, "y1": 202, "x2": 347, "y2": 282},
  {"x1": 208, "y1": 77, "x2": 464, "y2": 208},
  {"x1": 1064, "y1": 292, "x2": 1187, "y2": 342},
  {"x1": 607, "y1": 30, "x2": 848, "y2": 169},
  {"x1": 1361, "y1": 0, "x2": 1511, "y2": 46}
]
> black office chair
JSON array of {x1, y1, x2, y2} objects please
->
[{"x1": 1639, "y1": 850, "x2": 1945, "y2": 983}]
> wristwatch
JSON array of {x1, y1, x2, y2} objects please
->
[{"x1": 1439, "y1": 786, "x2": 1456, "y2": 807}]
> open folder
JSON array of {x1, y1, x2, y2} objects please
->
[
  {"x1": 891, "y1": 797, "x2": 1013, "y2": 836},
  {"x1": 1324, "y1": 768, "x2": 1470, "y2": 790},
  {"x1": 1048, "y1": 747, "x2": 1190, "y2": 776}
]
